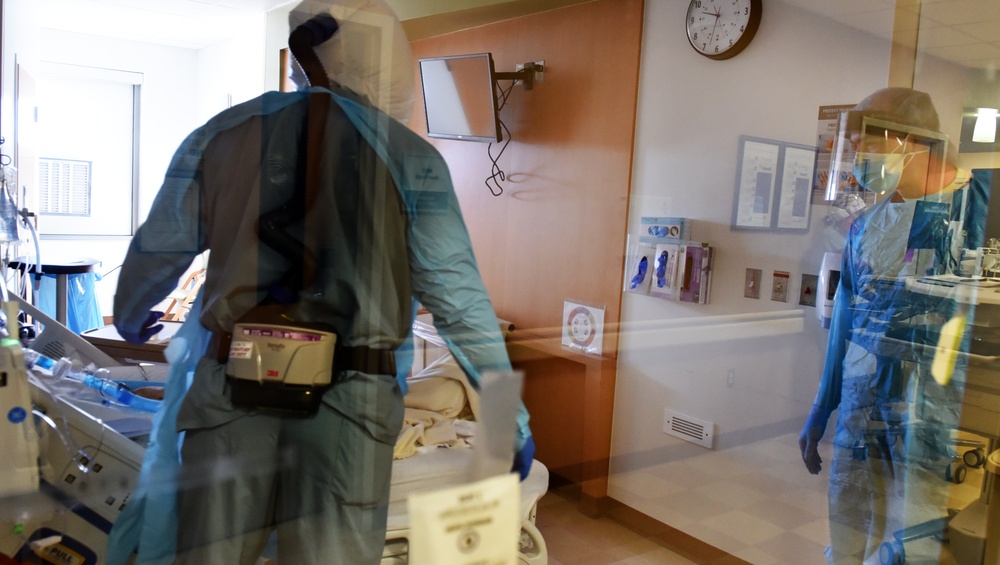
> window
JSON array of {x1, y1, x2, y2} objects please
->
[{"x1": 36, "y1": 62, "x2": 141, "y2": 236}]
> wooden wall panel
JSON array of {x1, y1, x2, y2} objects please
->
[
  {"x1": 518, "y1": 356, "x2": 587, "y2": 483},
  {"x1": 410, "y1": 0, "x2": 642, "y2": 346},
  {"x1": 409, "y1": 0, "x2": 643, "y2": 502}
]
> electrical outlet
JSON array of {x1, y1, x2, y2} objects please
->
[
  {"x1": 772, "y1": 271, "x2": 790, "y2": 302},
  {"x1": 744, "y1": 268, "x2": 762, "y2": 299},
  {"x1": 799, "y1": 274, "x2": 818, "y2": 307},
  {"x1": 726, "y1": 369, "x2": 736, "y2": 389},
  {"x1": 515, "y1": 60, "x2": 545, "y2": 86}
]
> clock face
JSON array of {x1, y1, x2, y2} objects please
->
[{"x1": 686, "y1": 0, "x2": 762, "y2": 60}]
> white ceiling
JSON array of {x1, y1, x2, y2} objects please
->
[
  {"x1": 36, "y1": 0, "x2": 1000, "y2": 71},
  {"x1": 37, "y1": 0, "x2": 293, "y2": 50},
  {"x1": 808, "y1": 0, "x2": 1000, "y2": 71}
]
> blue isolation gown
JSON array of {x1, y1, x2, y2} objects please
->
[
  {"x1": 814, "y1": 170, "x2": 992, "y2": 564},
  {"x1": 108, "y1": 87, "x2": 530, "y2": 564}
]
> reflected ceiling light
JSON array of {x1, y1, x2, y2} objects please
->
[{"x1": 973, "y1": 107, "x2": 998, "y2": 143}]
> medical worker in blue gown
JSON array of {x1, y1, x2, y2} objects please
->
[
  {"x1": 106, "y1": 1, "x2": 534, "y2": 563},
  {"x1": 799, "y1": 88, "x2": 992, "y2": 564}
]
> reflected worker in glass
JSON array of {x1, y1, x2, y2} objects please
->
[
  {"x1": 107, "y1": 1, "x2": 533, "y2": 563},
  {"x1": 799, "y1": 88, "x2": 993, "y2": 564}
]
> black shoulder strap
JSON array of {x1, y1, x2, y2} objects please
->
[{"x1": 257, "y1": 14, "x2": 340, "y2": 304}]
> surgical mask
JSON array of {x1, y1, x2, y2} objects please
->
[{"x1": 853, "y1": 145, "x2": 926, "y2": 195}]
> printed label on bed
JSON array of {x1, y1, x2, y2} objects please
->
[
  {"x1": 228, "y1": 341, "x2": 254, "y2": 359},
  {"x1": 407, "y1": 473, "x2": 520, "y2": 565}
]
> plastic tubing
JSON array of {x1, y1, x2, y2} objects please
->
[
  {"x1": 22, "y1": 209, "x2": 40, "y2": 277},
  {"x1": 23, "y1": 348, "x2": 55, "y2": 372},
  {"x1": 13, "y1": 208, "x2": 41, "y2": 299},
  {"x1": 38, "y1": 353, "x2": 162, "y2": 413},
  {"x1": 80, "y1": 373, "x2": 160, "y2": 413}
]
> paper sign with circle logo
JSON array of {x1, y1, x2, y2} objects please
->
[
  {"x1": 407, "y1": 473, "x2": 520, "y2": 565},
  {"x1": 561, "y1": 300, "x2": 605, "y2": 355}
]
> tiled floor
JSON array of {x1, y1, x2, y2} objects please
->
[
  {"x1": 536, "y1": 486, "x2": 699, "y2": 565},
  {"x1": 542, "y1": 431, "x2": 989, "y2": 565}
]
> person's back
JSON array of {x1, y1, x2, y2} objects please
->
[
  {"x1": 194, "y1": 89, "x2": 411, "y2": 346},
  {"x1": 109, "y1": 3, "x2": 534, "y2": 562}
]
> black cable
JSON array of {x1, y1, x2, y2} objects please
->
[
  {"x1": 485, "y1": 80, "x2": 517, "y2": 197},
  {"x1": 485, "y1": 120, "x2": 511, "y2": 197},
  {"x1": 102, "y1": 264, "x2": 123, "y2": 278}
]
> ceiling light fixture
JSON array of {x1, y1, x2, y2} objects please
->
[{"x1": 973, "y1": 107, "x2": 998, "y2": 143}]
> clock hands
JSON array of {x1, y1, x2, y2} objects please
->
[
  {"x1": 705, "y1": 5, "x2": 721, "y2": 50},
  {"x1": 687, "y1": 0, "x2": 759, "y2": 59},
  {"x1": 704, "y1": 4, "x2": 722, "y2": 17}
]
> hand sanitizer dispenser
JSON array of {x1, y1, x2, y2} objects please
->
[{"x1": 817, "y1": 251, "x2": 842, "y2": 329}]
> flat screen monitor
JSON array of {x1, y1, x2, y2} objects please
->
[{"x1": 419, "y1": 53, "x2": 502, "y2": 143}]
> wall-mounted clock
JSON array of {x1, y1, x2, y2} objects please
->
[{"x1": 686, "y1": 0, "x2": 762, "y2": 60}]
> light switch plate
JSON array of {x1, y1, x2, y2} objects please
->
[
  {"x1": 799, "y1": 274, "x2": 818, "y2": 307},
  {"x1": 745, "y1": 268, "x2": 762, "y2": 299},
  {"x1": 772, "y1": 271, "x2": 790, "y2": 302}
]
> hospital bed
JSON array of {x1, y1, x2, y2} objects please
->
[
  {"x1": 384, "y1": 446, "x2": 549, "y2": 564},
  {"x1": 3, "y1": 304, "x2": 548, "y2": 564},
  {"x1": 381, "y1": 315, "x2": 549, "y2": 564}
]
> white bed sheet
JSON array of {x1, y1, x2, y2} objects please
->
[{"x1": 382, "y1": 315, "x2": 548, "y2": 562}]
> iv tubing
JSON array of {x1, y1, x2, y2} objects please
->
[
  {"x1": 43, "y1": 353, "x2": 162, "y2": 413},
  {"x1": 31, "y1": 408, "x2": 91, "y2": 474},
  {"x1": 20, "y1": 209, "x2": 41, "y2": 295},
  {"x1": 82, "y1": 374, "x2": 161, "y2": 413}
]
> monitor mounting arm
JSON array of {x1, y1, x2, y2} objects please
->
[{"x1": 494, "y1": 61, "x2": 544, "y2": 91}]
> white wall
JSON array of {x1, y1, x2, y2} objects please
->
[
  {"x1": 30, "y1": 24, "x2": 267, "y2": 319},
  {"x1": 0, "y1": 0, "x2": 40, "y2": 172},
  {"x1": 265, "y1": 4, "x2": 296, "y2": 93},
  {"x1": 610, "y1": 0, "x2": 895, "y2": 556},
  {"x1": 40, "y1": 29, "x2": 200, "y2": 222},
  {"x1": 0, "y1": 0, "x2": 277, "y2": 322},
  {"x1": 196, "y1": 16, "x2": 268, "y2": 124},
  {"x1": 33, "y1": 29, "x2": 198, "y2": 317}
]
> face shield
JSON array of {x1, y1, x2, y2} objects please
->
[
  {"x1": 288, "y1": 0, "x2": 415, "y2": 124},
  {"x1": 823, "y1": 88, "x2": 957, "y2": 203},
  {"x1": 854, "y1": 117, "x2": 948, "y2": 201}
]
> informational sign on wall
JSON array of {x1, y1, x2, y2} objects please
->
[
  {"x1": 732, "y1": 135, "x2": 816, "y2": 232},
  {"x1": 814, "y1": 104, "x2": 859, "y2": 203},
  {"x1": 561, "y1": 300, "x2": 604, "y2": 355}
]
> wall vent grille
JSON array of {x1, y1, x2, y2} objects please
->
[{"x1": 663, "y1": 408, "x2": 714, "y2": 449}]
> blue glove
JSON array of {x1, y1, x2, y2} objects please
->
[
  {"x1": 119, "y1": 311, "x2": 165, "y2": 345},
  {"x1": 512, "y1": 435, "x2": 536, "y2": 481},
  {"x1": 655, "y1": 251, "x2": 668, "y2": 288},
  {"x1": 629, "y1": 256, "x2": 648, "y2": 289},
  {"x1": 799, "y1": 404, "x2": 833, "y2": 475}
]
